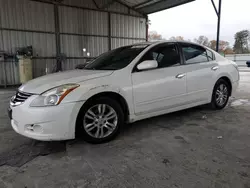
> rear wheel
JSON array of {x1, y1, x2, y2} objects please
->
[
  {"x1": 210, "y1": 79, "x2": 230, "y2": 110},
  {"x1": 76, "y1": 97, "x2": 124, "y2": 144}
]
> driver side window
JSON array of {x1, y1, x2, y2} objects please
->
[{"x1": 140, "y1": 44, "x2": 181, "y2": 69}]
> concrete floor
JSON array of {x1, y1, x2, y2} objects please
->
[{"x1": 0, "y1": 71, "x2": 250, "y2": 188}]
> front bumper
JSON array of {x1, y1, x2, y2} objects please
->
[{"x1": 10, "y1": 95, "x2": 84, "y2": 141}]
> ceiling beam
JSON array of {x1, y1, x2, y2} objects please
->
[
  {"x1": 113, "y1": 0, "x2": 146, "y2": 16},
  {"x1": 92, "y1": 0, "x2": 100, "y2": 9},
  {"x1": 100, "y1": 0, "x2": 116, "y2": 9},
  {"x1": 132, "y1": 0, "x2": 154, "y2": 9},
  {"x1": 211, "y1": 0, "x2": 218, "y2": 16},
  {"x1": 137, "y1": 0, "x2": 195, "y2": 14}
]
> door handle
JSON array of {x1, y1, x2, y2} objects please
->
[
  {"x1": 176, "y1": 73, "x2": 186, "y2": 79},
  {"x1": 211, "y1": 66, "x2": 219, "y2": 71}
]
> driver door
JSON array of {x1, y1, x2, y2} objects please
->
[{"x1": 132, "y1": 43, "x2": 188, "y2": 115}]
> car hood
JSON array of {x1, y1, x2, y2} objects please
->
[{"x1": 19, "y1": 69, "x2": 113, "y2": 94}]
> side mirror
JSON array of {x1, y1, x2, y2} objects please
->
[{"x1": 137, "y1": 60, "x2": 158, "y2": 71}]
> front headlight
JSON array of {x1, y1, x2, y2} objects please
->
[{"x1": 30, "y1": 84, "x2": 80, "y2": 107}]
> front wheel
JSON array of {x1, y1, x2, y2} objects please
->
[
  {"x1": 210, "y1": 79, "x2": 230, "y2": 110},
  {"x1": 76, "y1": 97, "x2": 124, "y2": 144}
]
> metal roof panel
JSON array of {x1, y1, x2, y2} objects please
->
[{"x1": 118, "y1": 0, "x2": 195, "y2": 14}]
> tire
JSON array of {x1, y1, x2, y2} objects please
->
[
  {"x1": 76, "y1": 97, "x2": 124, "y2": 144},
  {"x1": 210, "y1": 79, "x2": 230, "y2": 110}
]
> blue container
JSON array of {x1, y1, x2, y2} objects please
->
[{"x1": 247, "y1": 61, "x2": 250, "y2": 67}]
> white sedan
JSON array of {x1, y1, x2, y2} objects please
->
[{"x1": 9, "y1": 41, "x2": 239, "y2": 143}]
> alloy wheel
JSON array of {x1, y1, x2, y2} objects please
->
[
  {"x1": 83, "y1": 104, "x2": 118, "y2": 138},
  {"x1": 215, "y1": 83, "x2": 228, "y2": 106}
]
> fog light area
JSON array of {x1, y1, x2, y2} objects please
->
[
  {"x1": 33, "y1": 124, "x2": 43, "y2": 133},
  {"x1": 25, "y1": 124, "x2": 43, "y2": 133}
]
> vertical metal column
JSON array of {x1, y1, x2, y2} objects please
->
[
  {"x1": 146, "y1": 16, "x2": 149, "y2": 42},
  {"x1": 108, "y1": 12, "x2": 112, "y2": 51},
  {"x1": 2, "y1": 61, "x2": 7, "y2": 88},
  {"x1": 1, "y1": 30, "x2": 7, "y2": 87},
  {"x1": 216, "y1": 0, "x2": 222, "y2": 52},
  {"x1": 54, "y1": 4, "x2": 62, "y2": 71}
]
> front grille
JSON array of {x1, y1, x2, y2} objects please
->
[{"x1": 11, "y1": 91, "x2": 33, "y2": 105}]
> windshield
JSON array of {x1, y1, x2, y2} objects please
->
[{"x1": 85, "y1": 45, "x2": 148, "y2": 70}]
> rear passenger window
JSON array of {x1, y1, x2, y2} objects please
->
[{"x1": 181, "y1": 44, "x2": 209, "y2": 64}]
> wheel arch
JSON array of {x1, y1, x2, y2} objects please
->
[{"x1": 75, "y1": 91, "x2": 130, "y2": 137}]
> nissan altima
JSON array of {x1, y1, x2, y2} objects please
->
[{"x1": 9, "y1": 41, "x2": 239, "y2": 143}]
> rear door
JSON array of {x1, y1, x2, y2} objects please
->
[{"x1": 179, "y1": 43, "x2": 218, "y2": 103}]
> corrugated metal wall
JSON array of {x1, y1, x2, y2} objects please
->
[
  {"x1": 0, "y1": 0, "x2": 56, "y2": 86},
  {"x1": 111, "y1": 14, "x2": 146, "y2": 49},
  {"x1": 0, "y1": 0, "x2": 55, "y2": 32},
  {"x1": 59, "y1": 7, "x2": 109, "y2": 35},
  {"x1": 59, "y1": 6, "x2": 109, "y2": 59},
  {"x1": 2, "y1": 31, "x2": 56, "y2": 57},
  {"x1": 0, "y1": 0, "x2": 147, "y2": 86}
]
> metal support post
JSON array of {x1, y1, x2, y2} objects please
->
[
  {"x1": 108, "y1": 12, "x2": 112, "y2": 51},
  {"x1": 216, "y1": 0, "x2": 222, "y2": 52},
  {"x1": 54, "y1": 4, "x2": 62, "y2": 71},
  {"x1": 211, "y1": 0, "x2": 222, "y2": 52},
  {"x1": 146, "y1": 16, "x2": 149, "y2": 41},
  {"x1": 3, "y1": 61, "x2": 7, "y2": 88}
]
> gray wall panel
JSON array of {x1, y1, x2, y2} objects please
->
[
  {"x1": 0, "y1": 60, "x2": 19, "y2": 86},
  {"x1": 0, "y1": 61, "x2": 5, "y2": 86},
  {"x1": 61, "y1": 35, "x2": 109, "y2": 57},
  {"x1": 111, "y1": 38, "x2": 145, "y2": 49},
  {"x1": 59, "y1": 6, "x2": 108, "y2": 36},
  {"x1": 0, "y1": 59, "x2": 58, "y2": 86},
  {"x1": 0, "y1": 30, "x2": 3, "y2": 50},
  {"x1": 130, "y1": 9, "x2": 144, "y2": 17},
  {"x1": 33, "y1": 59, "x2": 57, "y2": 78},
  {"x1": 111, "y1": 14, "x2": 146, "y2": 38},
  {"x1": 0, "y1": 0, "x2": 146, "y2": 86},
  {"x1": 2, "y1": 31, "x2": 56, "y2": 57},
  {"x1": 107, "y1": 2, "x2": 129, "y2": 14},
  {"x1": 0, "y1": 0, "x2": 55, "y2": 32},
  {"x1": 61, "y1": 0, "x2": 97, "y2": 9},
  {"x1": 61, "y1": 0, "x2": 139, "y2": 15},
  {"x1": 62, "y1": 59, "x2": 88, "y2": 71}
]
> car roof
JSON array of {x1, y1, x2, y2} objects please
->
[{"x1": 132, "y1": 40, "x2": 208, "y2": 49}]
